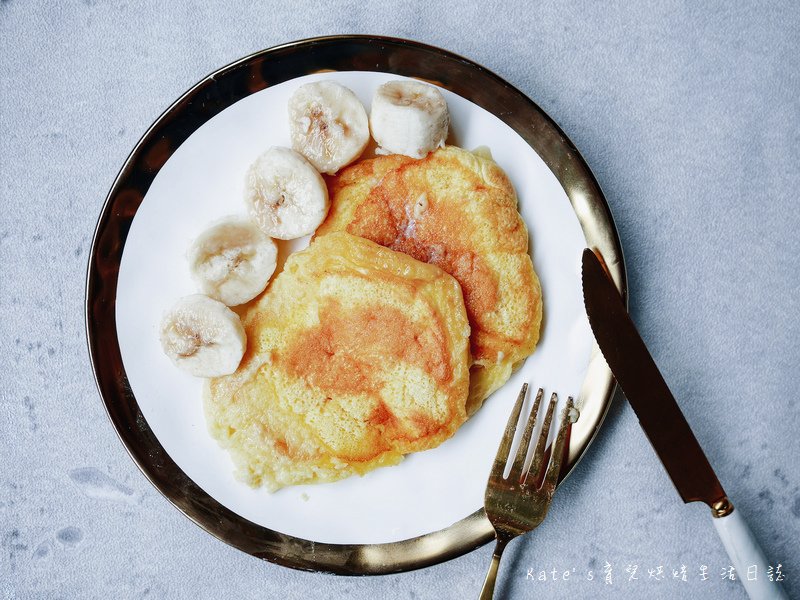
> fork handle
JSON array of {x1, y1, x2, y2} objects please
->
[{"x1": 479, "y1": 537, "x2": 510, "y2": 600}]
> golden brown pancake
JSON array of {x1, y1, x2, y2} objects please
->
[
  {"x1": 317, "y1": 146, "x2": 542, "y2": 414},
  {"x1": 204, "y1": 232, "x2": 471, "y2": 492}
]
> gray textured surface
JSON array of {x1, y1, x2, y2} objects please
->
[{"x1": 2, "y1": 1, "x2": 799, "y2": 599}]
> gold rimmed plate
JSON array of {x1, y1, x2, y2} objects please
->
[{"x1": 85, "y1": 35, "x2": 624, "y2": 574}]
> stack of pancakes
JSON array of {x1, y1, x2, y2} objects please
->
[{"x1": 205, "y1": 146, "x2": 542, "y2": 491}]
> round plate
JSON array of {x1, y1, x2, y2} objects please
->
[{"x1": 85, "y1": 35, "x2": 625, "y2": 574}]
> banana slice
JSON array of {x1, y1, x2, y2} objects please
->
[
  {"x1": 288, "y1": 80, "x2": 370, "y2": 174},
  {"x1": 187, "y1": 216, "x2": 278, "y2": 307},
  {"x1": 159, "y1": 294, "x2": 246, "y2": 378},
  {"x1": 369, "y1": 80, "x2": 449, "y2": 159},
  {"x1": 243, "y1": 146, "x2": 329, "y2": 240}
]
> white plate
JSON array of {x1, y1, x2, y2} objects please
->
[{"x1": 87, "y1": 36, "x2": 623, "y2": 573}]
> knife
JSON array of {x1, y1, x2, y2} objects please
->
[{"x1": 581, "y1": 248, "x2": 788, "y2": 600}]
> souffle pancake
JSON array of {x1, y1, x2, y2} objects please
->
[
  {"x1": 316, "y1": 146, "x2": 542, "y2": 414},
  {"x1": 204, "y1": 232, "x2": 471, "y2": 492}
]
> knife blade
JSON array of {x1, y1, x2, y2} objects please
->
[{"x1": 581, "y1": 248, "x2": 787, "y2": 600}]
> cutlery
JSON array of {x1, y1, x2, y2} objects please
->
[
  {"x1": 582, "y1": 248, "x2": 788, "y2": 600},
  {"x1": 480, "y1": 383, "x2": 576, "y2": 599}
]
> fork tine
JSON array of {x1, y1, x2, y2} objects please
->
[
  {"x1": 488, "y1": 383, "x2": 528, "y2": 482},
  {"x1": 540, "y1": 396, "x2": 575, "y2": 495},
  {"x1": 508, "y1": 387, "x2": 544, "y2": 482},
  {"x1": 525, "y1": 393, "x2": 558, "y2": 485},
  {"x1": 482, "y1": 386, "x2": 578, "y2": 600}
]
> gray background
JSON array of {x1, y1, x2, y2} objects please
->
[{"x1": 2, "y1": 1, "x2": 798, "y2": 599}]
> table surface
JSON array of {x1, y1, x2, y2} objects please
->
[{"x1": 2, "y1": 2, "x2": 798, "y2": 599}]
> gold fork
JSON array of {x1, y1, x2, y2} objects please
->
[{"x1": 479, "y1": 383, "x2": 576, "y2": 600}]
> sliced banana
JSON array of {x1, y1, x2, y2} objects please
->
[
  {"x1": 187, "y1": 216, "x2": 278, "y2": 306},
  {"x1": 159, "y1": 294, "x2": 246, "y2": 378},
  {"x1": 288, "y1": 80, "x2": 370, "y2": 174},
  {"x1": 243, "y1": 146, "x2": 329, "y2": 240},
  {"x1": 369, "y1": 80, "x2": 449, "y2": 159}
]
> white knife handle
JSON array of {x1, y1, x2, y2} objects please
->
[{"x1": 712, "y1": 504, "x2": 788, "y2": 600}]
